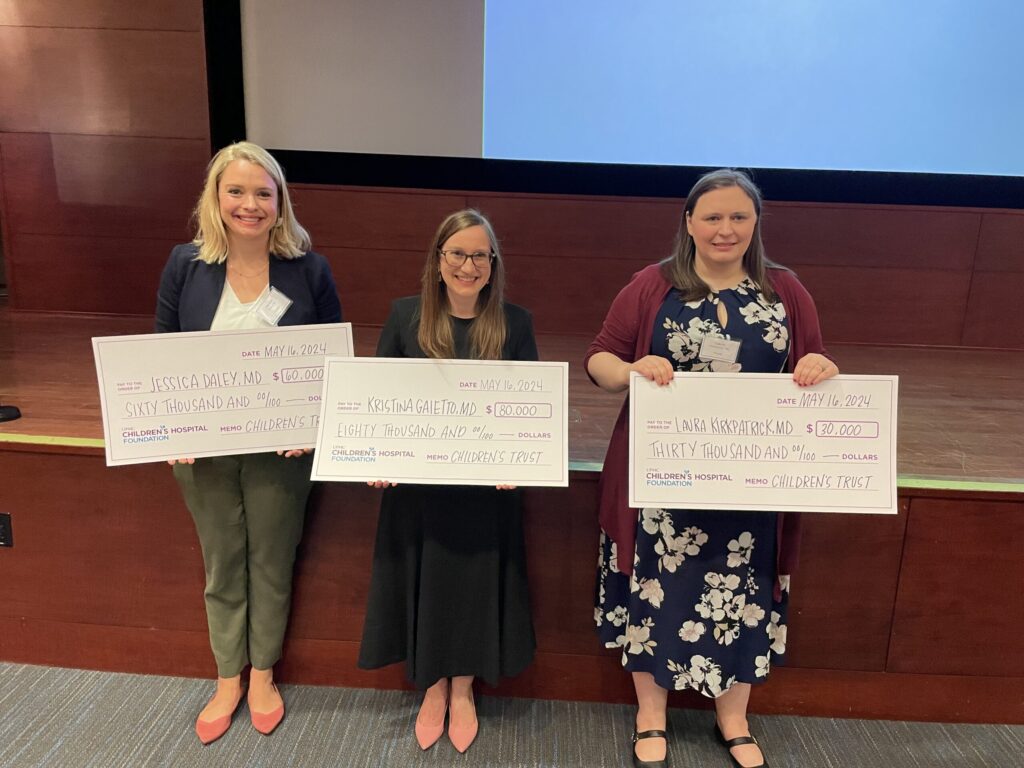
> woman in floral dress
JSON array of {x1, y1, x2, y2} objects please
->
[{"x1": 585, "y1": 169, "x2": 837, "y2": 768}]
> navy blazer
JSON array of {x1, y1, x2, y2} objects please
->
[{"x1": 155, "y1": 243, "x2": 342, "y2": 332}]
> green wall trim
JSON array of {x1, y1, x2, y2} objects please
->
[
  {"x1": 2, "y1": 435, "x2": 1020, "y2": 493},
  {"x1": 0, "y1": 433, "x2": 105, "y2": 449}
]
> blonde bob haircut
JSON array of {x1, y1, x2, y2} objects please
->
[
  {"x1": 191, "y1": 141, "x2": 310, "y2": 264},
  {"x1": 417, "y1": 209, "x2": 507, "y2": 360}
]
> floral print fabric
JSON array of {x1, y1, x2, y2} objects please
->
[
  {"x1": 658, "y1": 277, "x2": 789, "y2": 374},
  {"x1": 594, "y1": 279, "x2": 791, "y2": 697},
  {"x1": 596, "y1": 509, "x2": 788, "y2": 697}
]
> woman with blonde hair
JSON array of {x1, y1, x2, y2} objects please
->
[
  {"x1": 156, "y1": 141, "x2": 342, "y2": 744},
  {"x1": 358, "y1": 209, "x2": 537, "y2": 755}
]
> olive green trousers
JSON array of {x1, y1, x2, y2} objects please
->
[{"x1": 173, "y1": 453, "x2": 312, "y2": 678}]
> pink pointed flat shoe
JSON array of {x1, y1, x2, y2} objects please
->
[
  {"x1": 195, "y1": 690, "x2": 244, "y2": 745},
  {"x1": 249, "y1": 683, "x2": 285, "y2": 735},
  {"x1": 415, "y1": 684, "x2": 449, "y2": 750},
  {"x1": 196, "y1": 713, "x2": 233, "y2": 745},
  {"x1": 448, "y1": 692, "x2": 478, "y2": 753},
  {"x1": 415, "y1": 715, "x2": 445, "y2": 750}
]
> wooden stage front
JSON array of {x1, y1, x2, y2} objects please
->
[{"x1": 1, "y1": 308, "x2": 1022, "y2": 723}]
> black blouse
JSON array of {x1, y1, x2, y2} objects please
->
[{"x1": 375, "y1": 296, "x2": 539, "y2": 362}]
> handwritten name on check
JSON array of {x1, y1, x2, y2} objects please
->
[
  {"x1": 629, "y1": 373, "x2": 898, "y2": 514},
  {"x1": 93, "y1": 323, "x2": 352, "y2": 465},
  {"x1": 312, "y1": 358, "x2": 568, "y2": 486}
]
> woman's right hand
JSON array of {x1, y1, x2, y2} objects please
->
[
  {"x1": 366, "y1": 480, "x2": 398, "y2": 488},
  {"x1": 167, "y1": 458, "x2": 195, "y2": 465},
  {"x1": 629, "y1": 355, "x2": 675, "y2": 386},
  {"x1": 588, "y1": 351, "x2": 674, "y2": 393}
]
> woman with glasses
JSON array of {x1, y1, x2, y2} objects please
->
[
  {"x1": 358, "y1": 209, "x2": 538, "y2": 754},
  {"x1": 587, "y1": 170, "x2": 836, "y2": 768}
]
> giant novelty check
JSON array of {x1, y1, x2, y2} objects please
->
[
  {"x1": 311, "y1": 358, "x2": 569, "y2": 486},
  {"x1": 93, "y1": 323, "x2": 353, "y2": 465},
  {"x1": 629, "y1": 373, "x2": 898, "y2": 513}
]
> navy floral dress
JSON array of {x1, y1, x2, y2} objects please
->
[{"x1": 595, "y1": 278, "x2": 792, "y2": 696}]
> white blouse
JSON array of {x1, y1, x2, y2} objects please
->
[{"x1": 209, "y1": 282, "x2": 270, "y2": 331}]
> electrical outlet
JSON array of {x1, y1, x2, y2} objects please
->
[{"x1": 0, "y1": 513, "x2": 12, "y2": 547}]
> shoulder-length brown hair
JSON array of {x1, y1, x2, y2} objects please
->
[
  {"x1": 660, "y1": 168, "x2": 782, "y2": 301},
  {"x1": 191, "y1": 141, "x2": 310, "y2": 264},
  {"x1": 417, "y1": 209, "x2": 507, "y2": 360}
]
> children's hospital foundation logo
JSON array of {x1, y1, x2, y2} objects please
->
[
  {"x1": 120, "y1": 424, "x2": 208, "y2": 444},
  {"x1": 646, "y1": 470, "x2": 735, "y2": 488}
]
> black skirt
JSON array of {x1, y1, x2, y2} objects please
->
[{"x1": 357, "y1": 484, "x2": 536, "y2": 689}]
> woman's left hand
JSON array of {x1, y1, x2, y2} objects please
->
[
  {"x1": 495, "y1": 484, "x2": 517, "y2": 491},
  {"x1": 277, "y1": 448, "x2": 313, "y2": 458},
  {"x1": 793, "y1": 353, "x2": 839, "y2": 387}
]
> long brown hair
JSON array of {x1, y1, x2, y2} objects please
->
[
  {"x1": 660, "y1": 169, "x2": 782, "y2": 301},
  {"x1": 191, "y1": 141, "x2": 310, "y2": 264},
  {"x1": 417, "y1": 209, "x2": 507, "y2": 359}
]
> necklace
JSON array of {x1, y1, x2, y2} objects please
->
[{"x1": 227, "y1": 262, "x2": 269, "y2": 278}]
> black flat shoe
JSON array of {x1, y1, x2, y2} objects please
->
[
  {"x1": 632, "y1": 729, "x2": 668, "y2": 768},
  {"x1": 715, "y1": 722, "x2": 768, "y2": 768}
]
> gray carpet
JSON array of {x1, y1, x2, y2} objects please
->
[{"x1": 0, "y1": 662, "x2": 1018, "y2": 767}]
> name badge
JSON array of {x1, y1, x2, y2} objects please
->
[
  {"x1": 698, "y1": 335, "x2": 741, "y2": 363},
  {"x1": 253, "y1": 286, "x2": 293, "y2": 326}
]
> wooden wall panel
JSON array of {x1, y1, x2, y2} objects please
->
[
  {"x1": 0, "y1": 453, "x2": 606, "y2": 664},
  {"x1": 962, "y1": 211, "x2": 1024, "y2": 346},
  {"x1": 0, "y1": 0, "x2": 200, "y2": 30},
  {"x1": 284, "y1": 187, "x2": 1002, "y2": 349},
  {"x1": 789, "y1": 265, "x2": 973, "y2": 346},
  {"x1": 975, "y1": 212, "x2": 1024, "y2": 272},
  {"x1": 784, "y1": 503, "x2": 908, "y2": 671},
  {"x1": 3, "y1": 444, "x2": 1023, "y2": 721},
  {"x1": 0, "y1": 167, "x2": 1014, "y2": 348},
  {"x1": 0, "y1": 452, "x2": 207, "y2": 632},
  {"x1": 467, "y1": 193, "x2": 683, "y2": 260},
  {"x1": 507, "y1": 254, "x2": 650, "y2": 335},
  {"x1": 0, "y1": 448, "x2": 910, "y2": 673},
  {"x1": 7, "y1": 233, "x2": 178, "y2": 313},
  {"x1": 288, "y1": 484, "x2": 379, "y2": 643},
  {"x1": 0, "y1": 133, "x2": 206, "y2": 240},
  {"x1": 290, "y1": 186, "x2": 468, "y2": 251},
  {"x1": 0, "y1": 26, "x2": 207, "y2": 137},
  {"x1": 0, "y1": 158, "x2": 10, "y2": 288},
  {"x1": 0, "y1": 0, "x2": 209, "y2": 313},
  {"x1": 761, "y1": 203, "x2": 981, "y2": 270},
  {"x1": 750, "y1": 668, "x2": 1024, "y2": 724},
  {"x1": 962, "y1": 272, "x2": 1024, "y2": 348},
  {"x1": 319, "y1": 246, "x2": 423, "y2": 326},
  {"x1": 522, "y1": 482, "x2": 602, "y2": 656},
  {"x1": 0, "y1": 617, "x2": 214, "y2": 678},
  {"x1": 888, "y1": 497, "x2": 1024, "y2": 676}
]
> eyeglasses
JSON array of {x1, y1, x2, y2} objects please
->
[{"x1": 439, "y1": 249, "x2": 494, "y2": 268}]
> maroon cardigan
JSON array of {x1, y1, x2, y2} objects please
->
[{"x1": 584, "y1": 263, "x2": 831, "y2": 599}]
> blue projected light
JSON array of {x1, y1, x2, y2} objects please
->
[{"x1": 483, "y1": 1, "x2": 1024, "y2": 176}]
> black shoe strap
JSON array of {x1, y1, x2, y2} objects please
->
[
  {"x1": 723, "y1": 734, "x2": 758, "y2": 747},
  {"x1": 632, "y1": 729, "x2": 668, "y2": 743}
]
